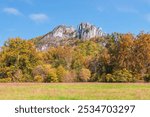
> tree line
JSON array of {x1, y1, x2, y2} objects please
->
[{"x1": 0, "y1": 32, "x2": 150, "y2": 82}]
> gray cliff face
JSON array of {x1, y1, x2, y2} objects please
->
[
  {"x1": 42, "y1": 23, "x2": 103, "y2": 40},
  {"x1": 77, "y1": 23, "x2": 103, "y2": 39},
  {"x1": 36, "y1": 23, "x2": 104, "y2": 51},
  {"x1": 42, "y1": 25, "x2": 76, "y2": 40}
]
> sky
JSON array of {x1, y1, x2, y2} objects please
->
[{"x1": 0, "y1": 0, "x2": 150, "y2": 46}]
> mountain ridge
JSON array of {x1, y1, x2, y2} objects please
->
[{"x1": 32, "y1": 22, "x2": 105, "y2": 51}]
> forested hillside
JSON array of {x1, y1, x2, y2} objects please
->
[{"x1": 0, "y1": 32, "x2": 150, "y2": 82}]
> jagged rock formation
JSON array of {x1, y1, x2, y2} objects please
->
[
  {"x1": 42, "y1": 23, "x2": 103, "y2": 40},
  {"x1": 32, "y1": 22, "x2": 105, "y2": 51},
  {"x1": 77, "y1": 23, "x2": 103, "y2": 39},
  {"x1": 42, "y1": 25, "x2": 76, "y2": 40}
]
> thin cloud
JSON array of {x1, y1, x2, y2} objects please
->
[
  {"x1": 29, "y1": 13, "x2": 49, "y2": 23},
  {"x1": 3, "y1": 7, "x2": 22, "y2": 16},
  {"x1": 116, "y1": 6, "x2": 138, "y2": 14}
]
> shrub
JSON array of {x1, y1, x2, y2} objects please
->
[
  {"x1": 56, "y1": 66, "x2": 67, "y2": 82},
  {"x1": 62, "y1": 70, "x2": 77, "y2": 82},
  {"x1": 34, "y1": 75, "x2": 44, "y2": 82},
  {"x1": 144, "y1": 74, "x2": 150, "y2": 82},
  {"x1": 32, "y1": 64, "x2": 52, "y2": 80},
  {"x1": 103, "y1": 69, "x2": 135, "y2": 82},
  {"x1": 105, "y1": 74, "x2": 115, "y2": 82},
  {"x1": 0, "y1": 78, "x2": 12, "y2": 83},
  {"x1": 46, "y1": 68, "x2": 58, "y2": 82},
  {"x1": 32, "y1": 64, "x2": 58, "y2": 82},
  {"x1": 78, "y1": 68, "x2": 91, "y2": 82},
  {"x1": 113, "y1": 69, "x2": 131, "y2": 82},
  {"x1": 12, "y1": 69, "x2": 25, "y2": 82}
]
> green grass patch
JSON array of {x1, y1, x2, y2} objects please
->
[{"x1": 0, "y1": 83, "x2": 150, "y2": 100}]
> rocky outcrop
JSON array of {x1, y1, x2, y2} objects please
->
[
  {"x1": 34, "y1": 22, "x2": 105, "y2": 51},
  {"x1": 77, "y1": 23, "x2": 103, "y2": 39},
  {"x1": 42, "y1": 25, "x2": 76, "y2": 40},
  {"x1": 42, "y1": 22, "x2": 104, "y2": 40}
]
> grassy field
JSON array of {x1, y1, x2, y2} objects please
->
[{"x1": 0, "y1": 83, "x2": 150, "y2": 100}]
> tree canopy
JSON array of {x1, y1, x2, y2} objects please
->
[{"x1": 1, "y1": 33, "x2": 150, "y2": 82}]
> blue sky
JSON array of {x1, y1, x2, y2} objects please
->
[{"x1": 0, "y1": 0, "x2": 150, "y2": 45}]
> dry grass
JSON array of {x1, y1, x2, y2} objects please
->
[{"x1": 0, "y1": 83, "x2": 150, "y2": 100}]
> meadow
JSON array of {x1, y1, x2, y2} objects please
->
[{"x1": 0, "y1": 83, "x2": 150, "y2": 100}]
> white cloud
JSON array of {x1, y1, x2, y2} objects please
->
[
  {"x1": 29, "y1": 13, "x2": 49, "y2": 23},
  {"x1": 116, "y1": 6, "x2": 138, "y2": 14},
  {"x1": 3, "y1": 7, "x2": 22, "y2": 15}
]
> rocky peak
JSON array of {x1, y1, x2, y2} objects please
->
[
  {"x1": 35, "y1": 22, "x2": 104, "y2": 51},
  {"x1": 42, "y1": 22, "x2": 103, "y2": 41},
  {"x1": 77, "y1": 22, "x2": 103, "y2": 39},
  {"x1": 42, "y1": 25, "x2": 76, "y2": 40}
]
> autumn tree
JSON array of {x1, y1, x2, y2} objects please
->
[
  {"x1": 78, "y1": 68, "x2": 91, "y2": 82},
  {"x1": 115, "y1": 33, "x2": 135, "y2": 70},
  {"x1": 1, "y1": 32, "x2": 150, "y2": 83},
  {"x1": 45, "y1": 46, "x2": 74, "y2": 70},
  {"x1": 104, "y1": 69, "x2": 135, "y2": 82},
  {"x1": 75, "y1": 41, "x2": 101, "y2": 57},
  {"x1": 0, "y1": 38, "x2": 40, "y2": 82},
  {"x1": 88, "y1": 47, "x2": 110, "y2": 81},
  {"x1": 56, "y1": 65, "x2": 67, "y2": 82},
  {"x1": 32, "y1": 64, "x2": 58, "y2": 82},
  {"x1": 133, "y1": 33, "x2": 150, "y2": 75}
]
